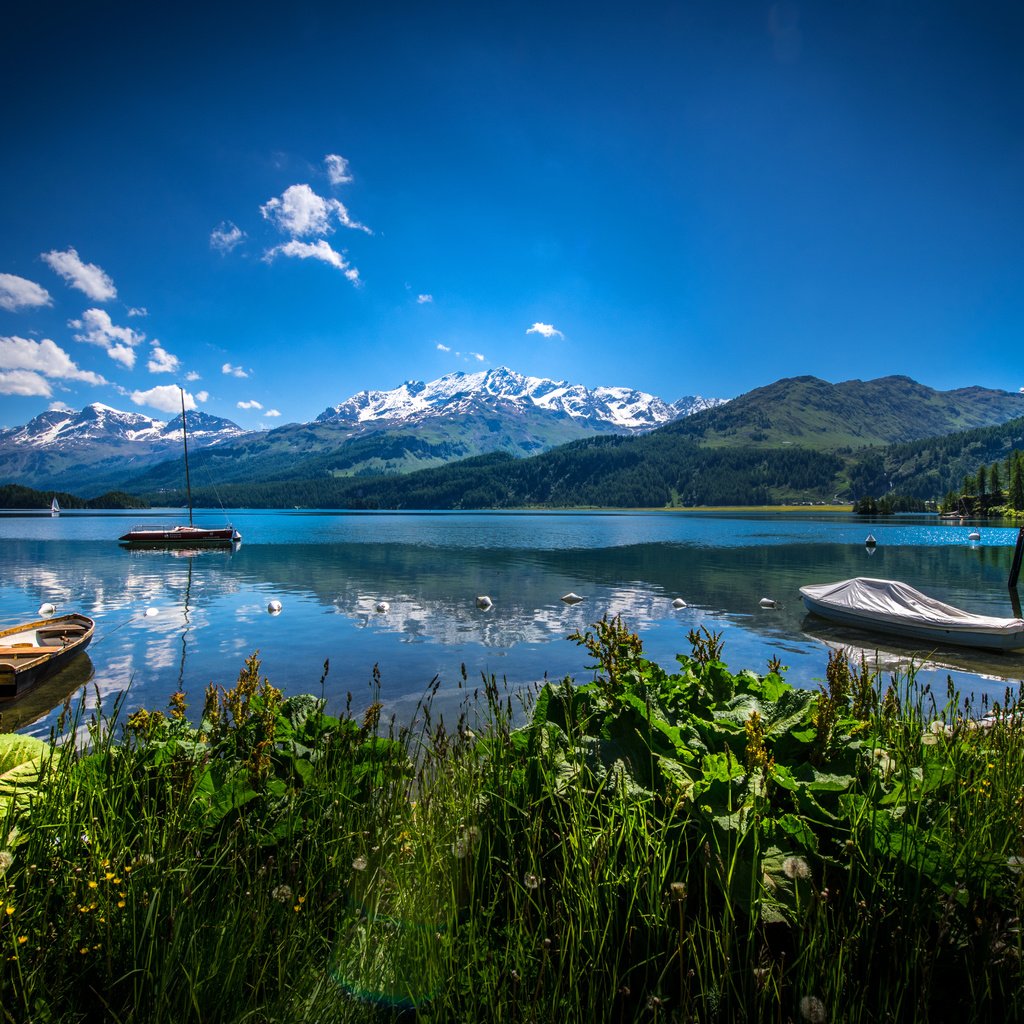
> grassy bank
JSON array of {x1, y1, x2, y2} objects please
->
[{"x1": 1, "y1": 625, "x2": 1022, "y2": 1022}]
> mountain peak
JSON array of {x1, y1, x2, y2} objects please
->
[{"x1": 316, "y1": 366, "x2": 723, "y2": 431}]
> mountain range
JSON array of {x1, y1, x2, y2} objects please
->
[{"x1": 0, "y1": 368, "x2": 725, "y2": 495}]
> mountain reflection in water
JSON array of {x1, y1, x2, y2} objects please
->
[{"x1": 0, "y1": 511, "x2": 1021, "y2": 737}]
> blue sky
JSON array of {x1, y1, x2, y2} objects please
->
[{"x1": 1, "y1": 0, "x2": 1022, "y2": 428}]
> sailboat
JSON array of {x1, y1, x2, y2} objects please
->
[
  {"x1": 50, "y1": 496, "x2": 60, "y2": 516},
  {"x1": 119, "y1": 388, "x2": 242, "y2": 546}
]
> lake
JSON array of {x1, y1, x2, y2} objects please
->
[{"x1": 2, "y1": 508, "x2": 1022, "y2": 736}]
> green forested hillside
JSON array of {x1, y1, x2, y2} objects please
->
[
  {"x1": 0, "y1": 484, "x2": 148, "y2": 509},
  {"x1": 665, "y1": 375, "x2": 1024, "y2": 449}
]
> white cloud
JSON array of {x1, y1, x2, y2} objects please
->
[
  {"x1": 436, "y1": 343, "x2": 451, "y2": 352},
  {"x1": 147, "y1": 342, "x2": 180, "y2": 374},
  {"x1": 0, "y1": 273, "x2": 52, "y2": 312},
  {"x1": 527, "y1": 322, "x2": 564, "y2": 339},
  {"x1": 108, "y1": 344, "x2": 136, "y2": 369},
  {"x1": 210, "y1": 221, "x2": 245, "y2": 254},
  {"x1": 131, "y1": 385, "x2": 197, "y2": 414},
  {"x1": 196, "y1": 390, "x2": 209, "y2": 403},
  {"x1": 222, "y1": 362, "x2": 249, "y2": 378},
  {"x1": 48, "y1": 401, "x2": 75, "y2": 412},
  {"x1": 261, "y1": 183, "x2": 370, "y2": 237},
  {"x1": 325, "y1": 154, "x2": 353, "y2": 186},
  {"x1": 41, "y1": 247, "x2": 117, "y2": 302},
  {"x1": 417, "y1": 293, "x2": 433, "y2": 304},
  {"x1": 0, "y1": 335, "x2": 106, "y2": 385},
  {"x1": 127, "y1": 306, "x2": 148, "y2": 317},
  {"x1": 264, "y1": 239, "x2": 360, "y2": 283},
  {"x1": 264, "y1": 408, "x2": 281, "y2": 417},
  {"x1": 0, "y1": 369, "x2": 51, "y2": 396},
  {"x1": 470, "y1": 352, "x2": 486, "y2": 361},
  {"x1": 70, "y1": 308, "x2": 146, "y2": 364},
  {"x1": 237, "y1": 399, "x2": 263, "y2": 410},
  {"x1": 185, "y1": 370, "x2": 201, "y2": 381}
]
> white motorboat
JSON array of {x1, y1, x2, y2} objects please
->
[{"x1": 800, "y1": 577, "x2": 1024, "y2": 652}]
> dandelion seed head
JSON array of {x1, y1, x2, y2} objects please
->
[
  {"x1": 452, "y1": 837, "x2": 469, "y2": 859},
  {"x1": 783, "y1": 856, "x2": 811, "y2": 880},
  {"x1": 799, "y1": 995, "x2": 827, "y2": 1023},
  {"x1": 523, "y1": 872, "x2": 541, "y2": 890},
  {"x1": 0, "y1": 852, "x2": 13, "y2": 875},
  {"x1": 352, "y1": 855, "x2": 368, "y2": 872},
  {"x1": 271, "y1": 884, "x2": 293, "y2": 904},
  {"x1": 1008, "y1": 856, "x2": 1024, "y2": 874}
]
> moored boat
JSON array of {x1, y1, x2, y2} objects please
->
[
  {"x1": 119, "y1": 524, "x2": 241, "y2": 545},
  {"x1": 118, "y1": 387, "x2": 241, "y2": 547},
  {"x1": 0, "y1": 613, "x2": 95, "y2": 700},
  {"x1": 800, "y1": 577, "x2": 1024, "y2": 652}
]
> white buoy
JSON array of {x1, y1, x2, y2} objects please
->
[
  {"x1": 375, "y1": 601, "x2": 390, "y2": 613},
  {"x1": 561, "y1": 592, "x2": 584, "y2": 605},
  {"x1": 968, "y1": 531, "x2": 981, "y2": 541},
  {"x1": 267, "y1": 599, "x2": 282, "y2": 615},
  {"x1": 672, "y1": 598, "x2": 687, "y2": 609},
  {"x1": 865, "y1": 534, "x2": 876, "y2": 547},
  {"x1": 476, "y1": 595, "x2": 493, "y2": 610},
  {"x1": 759, "y1": 597, "x2": 777, "y2": 609},
  {"x1": 37, "y1": 603, "x2": 56, "y2": 617},
  {"x1": 144, "y1": 607, "x2": 160, "y2": 618}
]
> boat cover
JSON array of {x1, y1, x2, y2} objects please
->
[{"x1": 799, "y1": 577, "x2": 1024, "y2": 639}]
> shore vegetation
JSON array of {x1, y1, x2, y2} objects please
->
[{"x1": 1, "y1": 624, "x2": 1022, "y2": 1022}]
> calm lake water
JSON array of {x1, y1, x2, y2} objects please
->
[{"x1": 2, "y1": 509, "x2": 1022, "y2": 736}]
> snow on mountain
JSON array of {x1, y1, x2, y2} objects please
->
[
  {"x1": 317, "y1": 367, "x2": 727, "y2": 432},
  {"x1": 0, "y1": 403, "x2": 245, "y2": 451}
]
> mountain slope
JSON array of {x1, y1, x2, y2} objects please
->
[
  {"x1": 664, "y1": 375, "x2": 1024, "y2": 449},
  {"x1": 0, "y1": 404, "x2": 245, "y2": 494},
  {"x1": 0, "y1": 367, "x2": 724, "y2": 496}
]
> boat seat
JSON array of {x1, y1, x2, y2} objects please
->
[{"x1": 0, "y1": 647, "x2": 45, "y2": 657}]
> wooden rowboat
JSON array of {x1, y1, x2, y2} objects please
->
[{"x1": 0, "y1": 613, "x2": 95, "y2": 701}]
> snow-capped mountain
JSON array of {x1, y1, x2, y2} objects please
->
[
  {"x1": 317, "y1": 367, "x2": 727, "y2": 432},
  {"x1": 0, "y1": 370, "x2": 727, "y2": 496},
  {"x1": 0, "y1": 403, "x2": 245, "y2": 452}
]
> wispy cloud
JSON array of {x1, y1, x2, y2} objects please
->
[
  {"x1": 264, "y1": 408, "x2": 281, "y2": 417},
  {"x1": 0, "y1": 273, "x2": 52, "y2": 312},
  {"x1": 48, "y1": 401, "x2": 75, "y2": 413},
  {"x1": 325, "y1": 154, "x2": 353, "y2": 186},
  {"x1": 527, "y1": 322, "x2": 564, "y2": 339},
  {"x1": 222, "y1": 362, "x2": 249, "y2": 378},
  {"x1": 196, "y1": 390, "x2": 209, "y2": 403},
  {"x1": 131, "y1": 384, "x2": 197, "y2": 414},
  {"x1": 0, "y1": 335, "x2": 107, "y2": 395},
  {"x1": 470, "y1": 352, "x2": 486, "y2": 362},
  {"x1": 237, "y1": 399, "x2": 263, "y2": 410},
  {"x1": 436, "y1": 343, "x2": 451, "y2": 352},
  {"x1": 264, "y1": 239, "x2": 360, "y2": 283},
  {"x1": 147, "y1": 341, "x2": 180, "y2": 374},
  {"x1": 126, "y1": 306, "x2": 148, "y2": 317},
  {"x1": 70, "y1": 308, "x2": 145, "y2": 368},
  {"x1": 41, "y1": 247, "x2": 117, "y2": 302},
  {"x1": 417, "y1": 293, "x2": 433, "y2": 304},
  {"x1": 210, "y1": 221, "x2": 246, "y2": 254},
  {"x1": 185, "y1": 370, "x2": 201, "y2": 382},
  {"x1": 261, "y1": 183, "x2": 371, "y2": 237}
]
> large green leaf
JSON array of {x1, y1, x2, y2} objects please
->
[{"x1": 0, "y1": 734, "x2": 50, "y2": 821}]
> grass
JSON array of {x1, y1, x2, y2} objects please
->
[{"x1": 0, "y1": 627, "x2": 1022, "y2": 1022}]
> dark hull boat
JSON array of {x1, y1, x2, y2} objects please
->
[
  {"x1": 119, "y1": 524, "x2": 241, "y2": 546},
  {"x1": 0, "y1": 613, "x2": 95, "y2": 701},
  {"x1": 118, "y1": 387, "x2": 242, "y2": 547}
]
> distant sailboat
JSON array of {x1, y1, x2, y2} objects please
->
[
  {"x1": 119, "y1": 388, "x2": 241, "y2": 546},
  {"x1": 50, "y1": 497, "x2": 60, "y2": 516}
]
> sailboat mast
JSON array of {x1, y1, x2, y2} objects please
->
[{"x1": 180, "y1": 387, "x2": 193, "y2": 527}]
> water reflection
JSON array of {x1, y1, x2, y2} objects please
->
[{"x1": 0, "y1": 513, "x2": 1021, "y2": 738}]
